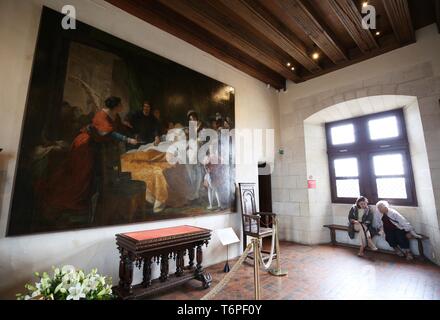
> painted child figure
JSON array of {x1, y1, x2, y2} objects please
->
[{"x1": 203, "y1": 152, "x2": 222, "y2": 210}]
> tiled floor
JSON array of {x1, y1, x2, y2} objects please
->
[{"x1": 151, "y1": 242, "x2": 440, "y2": 300}]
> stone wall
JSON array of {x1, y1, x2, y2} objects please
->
[{"x1": 274, "y1": 26, "x2": 440, "y2": 264}]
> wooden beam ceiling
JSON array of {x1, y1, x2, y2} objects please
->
[
  {"x1": 328, "y1": 0, "x2": 379, "y2": 53},
  {"x1": 215, "y1": 0, "x2": 321, "y2": 73},
  {"x1": 266, "y1": 0, "x2": 348, "y2": 65},
  {"x1": 383, "y1": 0, "x2": 416, "y2": 44},
  {"x1": 105, "y1": 0, "x2": 285, "y2": 89},
  {"x1": 104, "y1": 0, "x2": 435, "y2": 88},
  {"x1": 301, "y1": 38, "x2": 401, "y2": 81},
  {"x1": 156, "y1": 0, "x2": 301, "y2": 83}
]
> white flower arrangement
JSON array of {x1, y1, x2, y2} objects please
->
[{"x1": 17, "y1": 265, "x2": 114, "y2": 300}]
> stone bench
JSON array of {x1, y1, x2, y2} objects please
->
[{"x1": 323, "y1": 224, "x2": 429, "y2": 260}]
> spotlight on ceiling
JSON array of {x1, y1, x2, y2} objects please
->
[
  {"x1": 286, "y1": 62, "x2": 291, "y2": 67},
  {"x1": 375, "y1": 31, "x2": 381, "y2": 36},
  {"x1": 312, "y1": 52, "x2": 320, "y2": 60},
  {"x1": 362, "y1": 1, "x2": 368, "y2": 8},
  {"x1": 291, "y1": 66, "x2": 295, "y2": 71}
]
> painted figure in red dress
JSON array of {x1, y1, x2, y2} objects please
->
[{"x1": 37, "y1": 97, "x2": 138, "y2": 217}]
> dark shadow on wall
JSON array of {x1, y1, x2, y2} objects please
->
[{"x1": 0, "y1": 150, "x2": 13, "y2": 223}]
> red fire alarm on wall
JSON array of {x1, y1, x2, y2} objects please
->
[{"x1": 308, "y1": 176, "x2": 316, "y2": 189}]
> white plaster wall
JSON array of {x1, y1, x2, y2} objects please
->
[
  {"x1": 274, "y1": 24, "x2": 440, "y2": 264},
  {"x1": 0, "y1": 0, "x2": 279, "y2": 298}
]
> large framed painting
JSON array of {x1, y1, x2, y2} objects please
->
[{"x1": 7, "y1": 7, "x2": 235, "y2": 236}]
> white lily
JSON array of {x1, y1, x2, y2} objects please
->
[
  {"x1": 87, "y1": 276, "x2": 99, "y2": 291},
  {"x1": 66, "y1": 283, "x2": 86, "y2": 300},
  {"x1": 61, "y1": 265, "x2": 76, "y2": 274},
  {"x1": 18, "y1": 265, "x2": 113, "y2": 300}
]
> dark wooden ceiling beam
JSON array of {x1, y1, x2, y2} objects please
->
[
  {"x1": 104, "y1": 0, "x2": 286, "y2": 89},
  {"x1": 216, "y1": 0, "x2": 321, "y2": 73},
  {"x1": 269, "y1": 0, "x2": 348, "y2": 64},
  {"x1": 102, "y1": 0, "x2": 434, "y2": 86},
  {"x1": 301, "y1": 35, "x2": 400, "y2": 81},
  {"x1": 383, "y1": 0, "x2": 415, "y2": 44},
  {"x1": 328, "y1": 0, "x2": 379, "y2": 53},
  {"x1": 156, "y1": 0, "x2": 301, "y2": 83}
]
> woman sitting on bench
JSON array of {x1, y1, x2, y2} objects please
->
[
  {"x1": 348, "y1": 196, "x2": 379, "y2": 257},
  {"x1": 376, "y1": 200, "x2": 421, "y2": 261}
]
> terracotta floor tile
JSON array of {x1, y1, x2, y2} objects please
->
[{"x1": 149, "y1": 242, "x2": 440, "y2": 300}]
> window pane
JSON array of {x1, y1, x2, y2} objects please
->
[
  {"x1": 336, "y1": 179, "x2": 360, "y2": 198},
  {"x1": 368, "y1": 116, "x2": 399, "y2": 140},
  {"x1": 376, "y1": 178, "x2": 407, "y2": 199},
  {"x1": 373, "y1": 154, "x2": 404, "y2": 176},
  {"x1": 330, "y1": 124, "x2": 355, "y2": 145},
  {"x1": 334, "y1": 158, "x2": 358, "y2": 177}
]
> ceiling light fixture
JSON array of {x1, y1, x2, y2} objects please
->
[
  {"x1": 312, "y1": 52, "x2": 320, "y2": 60},
  {"x1": 375, "y1": 31, "x2": 381, "y2": 36},
  {"x1": 291, "y1": 66, "x2": 295, "y2": 71},
  {"x1": 362, "y1": 1, "x2": 368, "y2": 8},
  {"x1": 286, "y1": 62, "x2": 291, "y2": 67}
]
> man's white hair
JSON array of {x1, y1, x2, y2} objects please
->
[{"x1": 376, "y1": 200, "x2": 390, "y2": 209}]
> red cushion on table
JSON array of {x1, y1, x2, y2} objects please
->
[{"x1": 122, "y1": 225, "x2": 205, "y2": 241}]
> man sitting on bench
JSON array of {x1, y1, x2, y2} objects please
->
[
  {"x1": 376, "y1": 200, "x2": 422, "y2": 261},
  {"x1": 348, "y1": 196, "x2": 379, "y2": 257}
]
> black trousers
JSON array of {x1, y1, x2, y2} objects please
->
[{"x1": 385, "y1": 228, "x2": 409, "y2": 249}]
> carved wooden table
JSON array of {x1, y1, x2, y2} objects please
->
[{"x1": 113, "y1": 225, "x2": 212, "y2": 299}]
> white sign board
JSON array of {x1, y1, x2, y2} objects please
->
[{"x1": 215, "y1": 227, "x2": 240, "y2": 246}]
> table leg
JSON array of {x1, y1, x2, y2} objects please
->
[
  {"x1": 417, "y1": 239, "x2": 426, "y2": 261},
  {"x1": 330, "y1": 229, "x2": 336, "y2": 245},
  {"x1": 159, "y1": 254, "x2": 169, "y2": 282},
  {"x1": 124, "y1": 253, "x2": 134, "y2": 294},
  {"x1": 196, "y1": 244, "x2": 203, "y2": 273},
  {"x1": 118, "y1": 248, "x2": 125, "y2": 288},
  {"x1": 142, "y1": 257, "x2": 152, "y2": 287},
  {"x1": 188, "y1": 247, "x2": 195, "y2": 269},
  {"x1": 195, "y1": 244, "x2": 212, "y2": 289},
  {"x1": 175, "y1": 250, "x2": 184, "y2": 277}
]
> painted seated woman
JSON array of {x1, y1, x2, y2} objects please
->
[
  {"x1": 376, "y1": 200, "x2": 422, "y2": 260},
  {"x1": 39, "y1": 96, "x2": 138, "y2": 218},
  {"x1": 348, "y1": 196, "x2": 379, "y2": 257}
]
